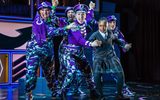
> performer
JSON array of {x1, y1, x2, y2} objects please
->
[
  {"x1": 88, "y1": 17, "x2": 132, "y2": 99},
  {"x1": 57, "y1": 1, "x2": 97, "y2": 95},
  {"x1": 25, "y1": 1, "x2": 74, "y2": 99},
  {"x1": 107, "y1": 15, "x2": 126, "y2": 58},
  {"x1": 57, "y1": 6, "x2": 85, "y2": 95},
  {"x1": 107, "y1": 15, "x2": 134, "y2": 97},
  {"x1": 56, "y1": 4, "x2": 101, "y2": 98}
]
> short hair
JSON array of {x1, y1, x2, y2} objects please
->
[{"x1": 98, "y1": 17, "x2": 108, "y2": 24}]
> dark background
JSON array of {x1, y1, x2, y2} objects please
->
[{"x1": 102, "y1": 0, "x2": 160, "y2": 83}]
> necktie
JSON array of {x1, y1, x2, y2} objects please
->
[{"x1": 104, "y1": 32, "x2": 108, "y2": 39}]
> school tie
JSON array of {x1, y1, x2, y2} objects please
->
[{"x1": 104, "y1": 32, "x2": 108, "y2": 39}]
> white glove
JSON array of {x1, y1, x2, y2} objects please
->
[
  {"x1": 124, "y1": 43, "x2": 132, "y2": 51},
  {"x1": 52, "y1": 0, "x2": 59, "y2": 7},
  {"x1": 91, "y1": 40, "x2": 102, "y2": 47},
  {"x1": 89, "y1": 1, "x2": 95, "y2": 10},
  {"x1": 66, "y1": 22, "x2": 76, "y2": 29}
]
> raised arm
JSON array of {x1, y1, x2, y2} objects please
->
[
  {"x1": 86, "y1": 1, "x2": 95, "y2": 21},
  {"x1": 51, "y1": 0, "x2": 59, "y2": 8}
]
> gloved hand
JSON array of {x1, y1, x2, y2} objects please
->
[
  {"x1": 66, "y1": 22, "x2": 76, "y2": 29},
  {"x1": 124, "y1": 43, "x2": 132, "y2": 51},
  {"x1": 91, "y1": 40, "x2": 102, "y2": 47},
  {"x1": 52, "y1": 0, "x2": 59, "y2": 7},
  {"x1": 89, "y1": 1, "x2": 96, "y2": 10}
]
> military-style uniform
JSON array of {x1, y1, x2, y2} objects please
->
[
  {"x1": 57, "y1": 4, "x2": 99, "y2": 96},
  {"x1": 25, "y1": 2, "x2": 67, "y2": 94},
  {"x1": 57, "y1": 6, "x2": 97, "y2": 94}
]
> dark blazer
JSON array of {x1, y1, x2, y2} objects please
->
[{"x1": 89, "y1": 30, "x2": 117, "y2": 59}]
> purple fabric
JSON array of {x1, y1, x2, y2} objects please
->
[
  {"x1": 118, "y1": 31, "x2": 127, "y2": 52},
  {"x1": 73, "y1": 4, "x2": 89, "y2": 12},
  {"x1": 32, "y1": 14, "x2": 47, "y2": 45},
  {"x1": 38, "y1": 1, "x2": 52, "y2": 10},
  {"x1": 107, "y1": 15, "x2": 117, "y2": 22},
  {"x1": 86, "y1": 9, "x2": 94, "y2": 22},
  {"x1": 32, "y1": 1, "x2": 52, "y2": 45},
  {"x1": 68, "y1": 22, "x2": 90, "y2": 47},
  {"x1": 58, "y1": 17, "x2": 68, "y2": 27}
]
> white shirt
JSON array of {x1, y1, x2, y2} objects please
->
[{"x1": 99, "y1": 30, "x2": 108, "y2": 39}]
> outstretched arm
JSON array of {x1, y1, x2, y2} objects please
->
[
  {"x1": 70, "y1": 28, "x2": 101, "y2": 47},
  {"x1": 113, "y1": 30, "x2": 132, "y2": 51},
  {"x1": 49, "y1": 22, "x2": 76, "y2": 37}
]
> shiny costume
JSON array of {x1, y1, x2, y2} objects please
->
[
  {"x1": 57, "y1": 14, "x2": 74, "y2": 93},
  {"x1": 57, "y1": 7, "x2": 97, "y2": 94},
  {"x1": 25, "y1": 2, "x2": 67, "y2": 94},
  {"x1": 57, "y1": 4, "x2": 98, "y2": 95}
]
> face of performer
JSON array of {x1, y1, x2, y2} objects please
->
[
  {"x1": 98, "y1": 20, "x2": 108, "y2": 33},
  {"x1": 75, "y1": 11, "x2": 86, "y2": 24},
  {"x1": 67, "y1": 10, "x2": 75, "y2": 20},
  {"x1": 39, "y1": 8, "x2": 51, "y2": 20},
  {"x1": 108, "y1": 20, "x2": 116, "y2": 31}
]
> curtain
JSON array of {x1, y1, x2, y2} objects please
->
[{"x1": 116, "y1": 0, "x2": 160, "y2": 83}]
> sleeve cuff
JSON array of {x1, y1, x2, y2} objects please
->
[
  {"x1": 85, "y1": 41, "x2": 91, "y2": 47},
  {"x1": 52, "y1": 6, "x2": 56, "y2": 10}
]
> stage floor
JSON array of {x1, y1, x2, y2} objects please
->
[{"x1": 0, "y1": 82, "x2": 160, "y2": 100}]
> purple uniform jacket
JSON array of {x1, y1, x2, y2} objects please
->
[
  {"x1": 57, "y1": 9, "x2": 97, "y2": 48},
  {"x1": 67, "y1": 21, "x2": 91, "y2": 47}
]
